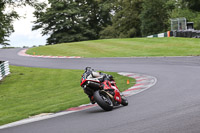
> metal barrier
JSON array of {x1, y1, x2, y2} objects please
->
[{"x1": 0, "y1": 61, "x2": 10, "y2": 81}]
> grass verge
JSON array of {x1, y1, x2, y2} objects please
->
[
  {"x1": 27, "y1": 37, "x2": 200, "y2": 57},
  {"x1": 0, "y1": 66, "x2": 135, "y2": 125}
]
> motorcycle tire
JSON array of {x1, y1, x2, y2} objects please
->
[
  {"x1": 121, "y1": 95, "x2": 128, "y2": 106},
  {"x1": 93, "y1": 90, "x2": 113, "y2": 111}
]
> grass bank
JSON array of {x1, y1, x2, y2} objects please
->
[
  {"x1": 27, "y1": 37, "x2": 200, "y2": 57},
  {"x1": 0, "y1": 66, "x2": 135, "y2": 125}
]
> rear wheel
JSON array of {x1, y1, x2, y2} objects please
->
[{"x1": 93, "y1": 90, "x2": 113, "y2": 111}]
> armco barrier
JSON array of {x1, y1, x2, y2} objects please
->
[{"x1": 0, "y1": 61, "x2": 10, "y2": 81}]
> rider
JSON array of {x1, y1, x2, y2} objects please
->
[{"x1": 81, "y1": 67, "x2": 118, "y2": 104}]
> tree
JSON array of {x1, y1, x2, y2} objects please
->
[
  {"x1": 100, "y1": 0, "x2": 143, "y2": 39},
  {"x1": 83, "y1": 0, "x2": 113, "y2": 38},
  {"x1": 99, "y1": 25, "x2": 117, "y2": 39},
  {"x1": 170, "y1": 0, "x2": 200, "y2": 30},
  {"x1": 0, "y1": 0, "x2": 38, "y2": 47},
  {"x1": 115, "y1": 0, "x2": 143, "y2": 38},
  {"x1": 183, "y1": 0, "x2": 200, "y2": 12},
  {"x1": 170, "y1": 9, "x2": 200, "y2": 30},
  {"x1": 140, "y1": 0, "x2": 169, "y2": 36},
  {"x1": 33, "y1": 0, "x2": 113, "y2": 44},
  {"x1": 33, "y1": 0, "x2": 91, "y2": 44},
  {"x1": 0, "y1": 1, "x2": 17, "y2": 47}
]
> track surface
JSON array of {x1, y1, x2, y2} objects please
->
[{"x1": 1, "y1": 48, "x2": 200, "y2": 133}]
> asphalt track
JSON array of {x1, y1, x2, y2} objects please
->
[{"x1": 1, "y1": 48, "x2": 200, "y2": 133}]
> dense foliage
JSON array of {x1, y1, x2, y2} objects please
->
[
  {"x1": 100, "y1": 0, "x2": 143, "y2": 38},
  {"x1": 33, "y1": 0, "x2": 113, "y2": 44},
  {"x1": 0, "y1": 1, "x2": 17, "y2": 47},
  {"x1": 140, "y1": 0, "x2": 170, "y2": 36},
  {"x1": 1, "y1": 0, "x2": 200, "y2": 46},
  {"x1": 0, "y1": 0, "x2": 38, "y2": 46}
]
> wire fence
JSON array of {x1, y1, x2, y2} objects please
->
[{"x1": 170, "y1": 17, "x2": 187, "y2": 31}]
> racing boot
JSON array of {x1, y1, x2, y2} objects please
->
[{"x1": 89, "y1": 96, "x2": 95, "y2": 104}]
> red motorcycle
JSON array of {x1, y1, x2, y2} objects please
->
[{"x1": 80, "y1": 67, "x2": 128, "y2": 111}]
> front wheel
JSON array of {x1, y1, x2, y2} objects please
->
[
  {"x1": 121, "y1": 95, "x2": 128, "y2": 106},
  {"x1": 93, "y1": 90, "x2": 113, "y2": 111}
]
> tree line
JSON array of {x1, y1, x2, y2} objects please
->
[
  {"x1": 0, "y1": 0, "x2": 37, "y2": 47},
  {"x1": 1, "y1": 0, "x2": 200, "y2": 46}
]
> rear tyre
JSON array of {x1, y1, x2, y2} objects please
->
[{"x1": 93, "y1": 90, "x2": 113, "y2": 111}]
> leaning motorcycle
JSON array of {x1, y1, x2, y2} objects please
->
[{"x1": 80, "y1": 73, "x2": 128, "y2": 111}]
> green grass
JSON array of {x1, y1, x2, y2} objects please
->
[
  {"x1": 27, "y1": 37, "x2": 200, "y2": 57},
  {"x1": 0, "y1": 66, "x2": 135, "y2": 125}
]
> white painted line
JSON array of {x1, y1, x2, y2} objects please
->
[{"x1": 0, "y1": 111, "x2": 75, "y2": 130}]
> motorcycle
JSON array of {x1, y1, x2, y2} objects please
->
[{"x1": 80, "y1": 68, "x2": 128, "y2": 111}]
